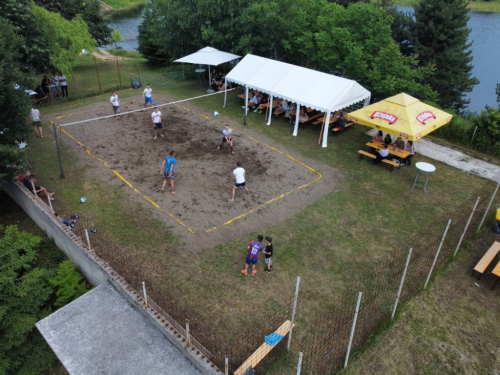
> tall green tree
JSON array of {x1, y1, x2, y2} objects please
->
[
  {"x1": 34, "y1": 0, "x2": 112, "y2": 46},
  {"x1": 0, "y1": 0, "x2": 51, "y2": 71},
  {"x1": 0, "y1": 226, "x2": 56, "y2": 374},
  {"x1": 0, "y1": 18, "x2": 32, "y2": 183},
  {"x1": 410, "y1": 0, "x2": 478, "y2": 110},
  {"x1": 32, "y1": 5, "x2": 97, "y2": 75}
]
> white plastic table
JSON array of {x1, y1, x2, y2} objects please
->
[
  {"x1": 195, "y1": 69, "x2": 206, "y2": 86},
  {"x1": 411, "y1": 162, "x2": 436, "y2": 194}
]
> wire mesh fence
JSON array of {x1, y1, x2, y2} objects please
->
[{"x1": 25, "y1": 153, "x2": 499, "y2": 374}]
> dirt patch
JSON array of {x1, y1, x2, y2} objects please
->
[{"x1": 49, "y1": 95, "x2": 338, "y2": 248}]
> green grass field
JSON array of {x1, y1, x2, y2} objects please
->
[{"x1": 27, "y1": 74, "x2": 500, "y2": 373}]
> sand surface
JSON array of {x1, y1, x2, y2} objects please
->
[{"x1": 50, "y1": 95, "x2": 338, "y2": 248}]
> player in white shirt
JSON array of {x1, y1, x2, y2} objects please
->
[
  {"x1": 151, "y1": 107, "x2": 164, "y2": 139},
  {"x1": 230, "y1": 161, "x2": 250, "y2": 201},
  {"x1": 30, "y1": 107, "x2": 42, "y2": 138},
  {"x1": 142, "y1": 84, "x2": 153, "y2": 108},
  {"x1": 110, "y1": 92, "x2": 121, "y2": 119}
]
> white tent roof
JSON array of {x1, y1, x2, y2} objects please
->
[
  {"x1": 174, "y1": 47, "x2": 240, "y2": 66},
  {"x1": 225, "y1": 54, "x2": 370, "y2": 113}
]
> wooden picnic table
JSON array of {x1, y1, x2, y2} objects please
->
[
  {"x1": 366, "y1": 140, "x2": 410, "y2": 159},
  {"x1": 491, "y1": 260, "x2": 500, "y2": 290}
]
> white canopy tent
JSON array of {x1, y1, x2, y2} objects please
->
[
  {"x1": 174, "y1": 46, "x2": 240, "y2": 90},
  {"x1": 224, "y1": 54, "x2": 371, "y2": 147}
]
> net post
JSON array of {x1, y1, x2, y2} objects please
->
[
  {"x1": 424, "y1": 219, "x2": 452, "y2": 289},
  {"x1": 53, "y1": 123, "x2": 65, "y2": 178}
]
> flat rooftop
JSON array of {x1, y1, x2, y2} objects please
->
[{"x1": 36, "y1": 282, "x2": 202, "y2": 375}]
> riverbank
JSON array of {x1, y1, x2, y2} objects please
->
[
  {"x1": 395, "y1": 0, "x2": 500, "y2": 12},
  {"x1": 101, "y1": 0, "x2": 145, "y2": 14}
]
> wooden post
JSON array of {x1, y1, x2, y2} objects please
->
[
  {"x1": 142, "y1": 281, "x2": 148, "y2": 308},
  {"x1": 85, "y1": 229, "x2": 92, "y2": 251},
  {"x1": 137, "y1": 56, "x2": 141, "y2": 86},
  {"x1": 185, "y1": 319, "x2": 191, "y2": 347},
  {"x1": 93, "y1": 55, "x2": 102, "y2": 94},
  {"x1": 31, "y1": 181, "x2": 39, "y2": 203},
  {"x1": 116, "y1": 53, "x2": 122, "y2": 89},
  {"x1": 71, "y1": 67, "x2": 78, "y2": 96}
]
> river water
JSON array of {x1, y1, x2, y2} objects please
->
[{"x1": 108, "y1": 6, "x2": 500, "y2": 113}]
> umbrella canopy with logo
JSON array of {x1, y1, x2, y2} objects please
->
[{"x1": 347, "y1": 93, "x2": 453, "y2": 140}]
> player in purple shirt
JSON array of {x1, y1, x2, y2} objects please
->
[{"x1": 241, "y1": 235, "x2": 263, "y2": 276}]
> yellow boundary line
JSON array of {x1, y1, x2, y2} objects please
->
[{"x1": 51, "y1": 100, "x2": 323, "y2": 235}]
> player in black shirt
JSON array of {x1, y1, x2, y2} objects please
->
[{"x1": 263, "y1": 236, "x2": 273, "y2": 273}]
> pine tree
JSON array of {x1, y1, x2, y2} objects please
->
[
  {"x1": 0, "y1": 225, "x2": 56, "y2": 374},
  {"x1": 411, "y1": 0, "x2": 478, "y2": 110}
]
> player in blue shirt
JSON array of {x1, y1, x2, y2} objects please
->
[
  {"x1": 160, "y1": 150, "x2": 176, "y2": 195},
  {"x1": 241, "y1": 235, "x2": 263, "y2": 276}
]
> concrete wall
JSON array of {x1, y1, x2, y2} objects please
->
[{"x1": 5, "y1": 181, "x2": 221, "y2": 375}]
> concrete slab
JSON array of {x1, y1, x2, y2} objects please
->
[
  {"x1": 365, "y1": 129, "x2": 500, "y2": 181},
  {"x1": 36, "y1": 282, "x2": 202, "y2": 375}
]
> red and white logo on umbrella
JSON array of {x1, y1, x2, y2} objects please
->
[
  {"x1": 371, "y1": 111, "x2": 398, "y2": 124},
  {"x1": 416, "y1": 111, "x2": 436, "y2": 124}
]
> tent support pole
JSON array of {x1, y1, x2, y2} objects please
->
[
  {"x1": 266, "y1": 94, "x2": 273, "y2": 125},
  {"x1": 223, "y1": 78, "x2": 228, "y2": 107},
  {"x1": 321, "y1": 111, "x2": 332, "y2": 147},
  {"x1": 244, "y1": 86, "x2": 248, "y2": 125},
  {"x1": 293, "y1": 104, "x2": 300, "y2": 136},
  {"x1": 208, "y1": 65, "x2": 211, "y2": 90}
]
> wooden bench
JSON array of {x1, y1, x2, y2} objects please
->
[
  {"x1": 472, "y1": 241, "x2": 500, "y2": 279},
  {"x1": 382, "y1": 158, "x2": 400, "y2": 172},
  {"x1": 233, "y1": 320, "x2": 293, "y2": 375},
  {"x1": 358, "y1": 150, "x2": 376, "y2": 160},
  {"x1": 332, "y1": 121, "x2": 355, "y2": 136},
  {"x1": 490, "y1": 260, "x2": 500, "y2": 290},
  {"x1": 237, "y1": 91, "x2": 256, "y2": 99}
]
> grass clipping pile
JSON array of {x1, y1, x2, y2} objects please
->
[{"x1": 53, "y1": 98, "x2": 337, "y2": 244}]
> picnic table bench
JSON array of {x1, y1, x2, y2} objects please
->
[
  {"x1": 491, "y1": 260, "x2": 500, "y2": 290},
  {"x1": 233, "y1": 320, "x2": 294, "y2": 375},
  {"x1": 332, "y1": 121, "x2": 355, "y2": 136},
  {"x1": 471, "y1": 241, "x2": 500, "y2": 279},
  {"x1": 358, "y1": 150, "x2": 400, "y2": 172}
]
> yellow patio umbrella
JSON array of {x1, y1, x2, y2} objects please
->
[{"x1": 347, "y1": 93, "x2": 453, "y2": 141}]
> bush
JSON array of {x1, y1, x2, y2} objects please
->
[
  {"x1": 49, "y1": 259, "x2": 88, "y2": 306},
  {"x1": 471, "y1": 106, "x2": 500, "y2": 156}
]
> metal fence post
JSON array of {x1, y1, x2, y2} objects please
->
[
  {"x1": 225, "y1": 355, "x2": 228, "y2": 375},
  {"x1": 93, "y1": 55, "x2": 103, "y2": 94},
  {"x1": 142, "y1": 281, "x2": 148, "y2": 308},
  {"x1": 454, "y1": 196, "x2": 480, "y2": 257},
  {"x1": 478, "y1": 183, "x2": 499, "y2": 232},
  {"x1": 296, "y1": 351, "x2": 303, "y2": 375},
  {"x1": 31, "y1": 181, "x2": 39, "y2": 203},
  {"x1": 185, "y1": 319, "x2": 190, "y2": 347},
  {"x1": 53, "y1": 123, "x2": 65, "y2": 177},
  {"x1": 116, "y1": 54, "x2": 122, "y2": 89},
  {"x1": 391, "y1": 248, "x2": 412, "y2": 319},
  {"x1": 47, "y1": 194, "x2": 54, "y2": 215},
  {"x1": 287, "y1": 275, "x2": 301, "y2": 351},
  {"x1": 344, "y1": 291, "x2": 362, "y2": 369},
  {"x1": 85, "y1": 229, "x2": 92, "y2": 251},
  {"x1": 71, "y1": 67, "x2": 78, "y2": 96},
  {"x1": 424, "y1": 219, "x2": 452, "y2": 289}
]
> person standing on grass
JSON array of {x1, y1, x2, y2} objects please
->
[
  {"x1": 110, "y1": 92, "x2": 121, "y2": 119},
  {"x1": 217, "y1": 124, "x2": 235, "y2": 154},
  {"x1": 230, "y1": 161, "x2": 250, "y2": 201},
  {"x1": 143, "y1": 84, "x2": 153, "y2": 108},
  {"x1": 151, "y1": 107, "x2": 164, "y2": 139},
  {"x1": 160, "y1": 150, "x2": 176, "y2": 195},
  {"x1": 30, "y1": 107, "x2": 42, "y2": 138},
  {"x1": 241, "y1": 235, "x2": 263, "y2": 276},
  {"x1": 58, "y1": 71, "x2": 68, "y2": 98},
  {"x1": 263, "y1": 237, "x2": 273, "y2": 273}
]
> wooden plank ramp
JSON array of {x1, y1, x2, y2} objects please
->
[{"x1": 233, "y1": 320, "x2": 293, "y2": 375}]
